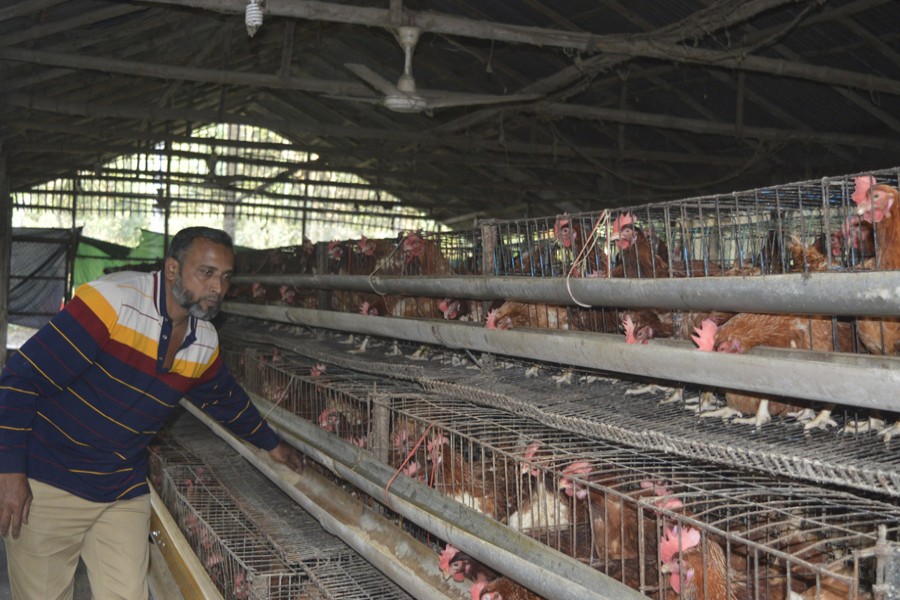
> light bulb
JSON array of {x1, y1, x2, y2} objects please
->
[{"x1": 245, "y1": 0, "x2": 263, "y2": 37}]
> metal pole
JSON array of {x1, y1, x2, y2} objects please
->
[
  {"x1": 222, "y1": 303, "x2": 900, "y2": 412},
  {"x1": 234, "y1": 271, "x2": 900, "y2": 318},
  {"x1": 0, "y1": 153, "x2": 10, "y2": 368}
]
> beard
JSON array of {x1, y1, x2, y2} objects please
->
[{"x1": 171, "y1": 275, "x2": 222, "y2": 321}]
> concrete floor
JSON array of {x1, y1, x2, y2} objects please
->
[{"x1": 0, "y1": 539, "x2": 93, "y2": 600}]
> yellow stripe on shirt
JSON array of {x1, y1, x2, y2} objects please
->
[
  {"x1": 94, "y1": 363, "x2": 174, "y2": 409},
  {"x1": 68, "y1": 388, "x2": 156, "y2": 435},
  {"x1": 17, "y1": 350, "x2": 63, "y2": 391},
  {"x1": 77, "y1": 282, "x2": 119, "y2": 331}
]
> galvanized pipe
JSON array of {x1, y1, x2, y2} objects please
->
[
  {"x1": 182, "y1": 399, "x2": 649, "y2": 600},
  {"x1": 235, "y1": 272, "x2": 900, "y2": 317},
  {"x1": 223, "y1": 303, "x2": 900, "y2": 412}
]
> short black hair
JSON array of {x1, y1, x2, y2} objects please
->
[{"x1": 166, "y1": 227, "x2": 234, "y2": 265}]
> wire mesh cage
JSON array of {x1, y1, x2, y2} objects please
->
[
  {"x1": 487, "y1": 167, "x2": 899, "y2": 280},
  {"x1": 221, "y1": 331, "x2": 900, "y2": 600},
  {"x1": 157, "y1": 461, "x2": 310, "y2": 599},
  {"x1": 150, "y1": 420, "x2": 417, "y2": 600},
  {"x1": 225, "y1": 167, "x2": 899, "y2": 352}
]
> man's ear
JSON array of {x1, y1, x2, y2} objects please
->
[{"x1": 164, "y1": 257, "x2": 179, "y2": 279}]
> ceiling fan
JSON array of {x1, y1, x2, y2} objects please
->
[{"x1": 334, "y1": 26, "x2": 541, "y2": 114}]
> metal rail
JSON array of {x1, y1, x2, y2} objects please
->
[
  {"x1": 235, "y1": 271, "x2": 900, "y2": 317},
  {"x1": 223, "y1": 303, "x2": 900, "y2": 412},
  {"x1": 149, "y1": 487, "x2": 222, "y2": 600},
  {"x1": 180, "y1": 399, "x2": 649, "y2": 600}
]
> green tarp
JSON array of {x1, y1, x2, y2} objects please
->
[{"x1": 73, "y1": 229, "x2": 167, "y2": 290}]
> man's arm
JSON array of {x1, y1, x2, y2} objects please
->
[
  {"x1": 0, "y1": 291, "x2": 113, "y2": 473},
  {"x1": 0, "y1": 286, "x2": 114, "y2": 537}
]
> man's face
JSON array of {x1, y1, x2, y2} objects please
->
[{"x1": 168, "y1": 238, "x2": 234, "y2": 321}]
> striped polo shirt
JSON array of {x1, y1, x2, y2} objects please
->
[{"x1": 0, "y1": 270, "x2": 278, "y2": 502}]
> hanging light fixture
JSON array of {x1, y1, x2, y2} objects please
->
[{"x1": 245, "y1": 0, "x2": 263, "y2": 37}]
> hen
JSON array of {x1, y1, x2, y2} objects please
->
[
  {"x1": 470, "y1": 577, "x2": 543, "y2": 600},
  {"x1": 439, "y1": 298, "x2": 493, "y2": 323},
  {"x1": 660, "y1": 526, "x2": 746, "y2": 600},
  {"x1": 507, "y1": 442, "x2": 573, "y2": 531},
  {"x1": 486, "y1": 301, "x2": 569, "y2": 330},
  {"x1": 439, "y1": 544, "x2": 498, "y2": 585},
  {"x1": 850, "y1": 177, "x2": 900, "y2": 356},
  {"x1": 397, "y1": 231, "x2": 454, "y2": 275},
  {"x1": 788, "y1": 235, "x2": 831, "y2": 273},
  {"x1": 847, "y1": 176, "x2": 900, "y2": 439},
  {"x1": 692, "y1": 314, "x2": 853, "y2": 428},
  {"x1": 426, "y1": 432, "x2": 512, "y2": 522},
  {"x1": 625, "y1": 309, "x2": 734, "y2": 344},
  {"x1": 609, "y1": 213, "x2": 669, "y2": 278},
  {"x1": 832, "y1": 215, "x2": 876, "y2": 268},
  {"x1": 554, "y1": 213, "x2": 610, "y2": 276},
  {"x1": 559, "y1": 461, "x2": 683, "y2": 589}
]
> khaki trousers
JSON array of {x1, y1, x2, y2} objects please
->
[{"x1": 3, "y1": 479, "x2": 150, "y2": 600}]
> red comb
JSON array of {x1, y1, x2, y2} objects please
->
[
  {"x1": 485, "y1": 308, "x2": 499, "y2": 329},
  {"x1": 562, "y1": 461, "x2": 593, "y2": 477},
  {"x1": 439, "y1": 544, "x2": 458, "y2": 575},
  {"x1": 623, "y1": 314, "x2": 636, "y2": 344},
  {"x1": 691, "y1": 319, "x2": 718, "y2": 351},
  {"x1": 660, "y1": 526, "x2": 701, "y2": 563},
  {"x1": 852, "y1": 175, "x2": 875, "y2": 207},
  {"x1": 469, "y1": 580, "x2": 488, "y2": 600},
  {"x1": 554, "y1": 213, "x2": 571, "y2": 239},
  {"x1": 612, "y1": 212, "x2": 634, "y2": 235}
]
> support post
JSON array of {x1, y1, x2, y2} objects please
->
[{"x1": 0, "y1": 152, "x2": 10, "y2": 367}]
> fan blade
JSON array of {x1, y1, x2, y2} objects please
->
[
  {"x1": 322, "y1": 94, "x2": 382, "y2": 105},
  {"x1": 416, "y1": 90, "x2": 543, "y2": 109},
  {"x1": 345, "y1": 63, "x2": 401, "y2": 97}
]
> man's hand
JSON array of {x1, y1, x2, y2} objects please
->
[
  {"x1": 0, "y1": 473, "x2": 32, "y2": 539},
  {"x1": 268, "y1": 442, "x2": 304, "y2": 474}
]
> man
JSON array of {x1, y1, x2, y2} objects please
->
[{"x1": 0, "y1": 226, "x2": 303, "y2": 599}]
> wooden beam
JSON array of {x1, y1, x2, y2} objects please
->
[
  {"x1": 0, "y1": 4, "x2": 146, "y2": 46},
  {"x1": 0, "y1": 152, "x2": 9, "y2": 367},
  {"x1": 0, "y1": 0, "x2": 70, "y2": 24},
  {"x1": 138, "y1": 0, "x2": 900, "y2": 96},
  {"x1": 143, "y1": 0, "x2": 793, "y2": 51},
  {"x1": 0, "y1": 47, "x2": 373, "y2": 96},
  {"x1": 430, "y1": 0, "x2": 825, "y2": 135},
  {"x1": 527, "y1": 103, "x2": 900, "y2": 151},
  {"x1": 0, "y1": 93, "x2": 726, "y2": 164}
]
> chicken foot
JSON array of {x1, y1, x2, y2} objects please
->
[
  {"x1": 699, "y1": 406, "x2": 744, "y2": 420},
  {"x1": 732, "y1": 399, "x2": 771, "y2": 428},
  {"x1": 878, "y1": 421, "x2": 900, "y2": 442},
  {"x1": 348, "y1": 335, "x2": 370, "y2": 354},
  {"x1": 801, "y1": 407, "x2": 837, "y2": 431},
  {"x1": 840, "y1": 416, "x2": 887, "y2": 435}
]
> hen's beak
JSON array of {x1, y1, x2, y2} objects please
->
[{"x1": 608, "y1": 232, "x2": 620, "y2": 242}]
